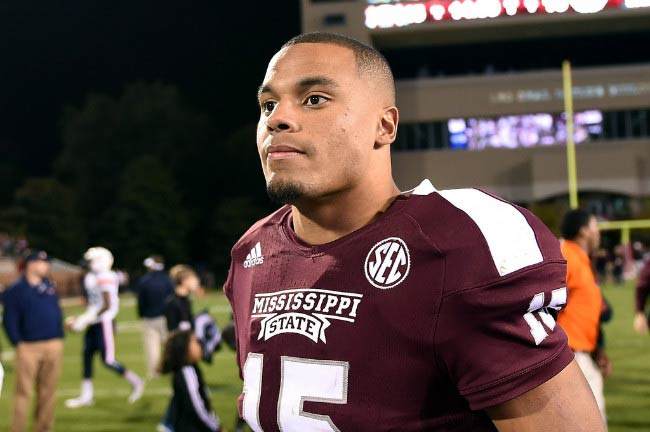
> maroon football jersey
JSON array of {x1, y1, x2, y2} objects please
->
[{"x1": 224, "y1": 180, "x2": 573, "y2": 432}]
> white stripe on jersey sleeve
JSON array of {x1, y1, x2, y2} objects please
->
[
  {"x1": 181, "y1": 366, "x2": 220, "y2": 431},
  {"x1": 437, "y1": 188, "x2": 544, "y2": 276}
]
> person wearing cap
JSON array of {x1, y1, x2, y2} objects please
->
[
  {"x1": 2, "y1": 251, "x2": 64, "y2": 432},
  {"x1": 136, "y1": 255, "x2": 174, "y2": 379}
]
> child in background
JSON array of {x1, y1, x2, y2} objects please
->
[
  {"x1": 160, "y1": 330, "x2": 221, "y2": 432},
  {"x1": 165, "y1": 265, "x2": 200, "y2": 332},
  {"x1": 159, "y1": 265, "x2": 201, "y2": 432}
]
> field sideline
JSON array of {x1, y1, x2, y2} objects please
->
[{"x1": 0, "y1": 282, "x2": 649, "y2": 431}]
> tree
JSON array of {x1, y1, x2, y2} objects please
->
[
  {"x1": 0, "y1": 178, "x2": 86, "y2": 261},
  {"x1": 56, "y1": 81, "x2": 216, "y2": 240},
  {"x1": 100, "y1": 155, "x2": 189, "y2": 271},
  {"x1": 209, "y1": 196, "x2": 269, "y2": 274}
]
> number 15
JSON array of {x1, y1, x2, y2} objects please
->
[{"x1": 242, "y1": 353, "x2": 349, "y2": 432}]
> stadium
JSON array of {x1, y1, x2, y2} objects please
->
[{"x1": 0, "y1": 1, "x2": 649, "y2": 431}]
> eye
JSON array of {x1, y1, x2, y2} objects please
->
[
  {"x1": 305, "y1": 95, "x2": 328, "y2": 106},
  {"x1": 262, "y1": 101, "x2": 276, "y2": 114}
]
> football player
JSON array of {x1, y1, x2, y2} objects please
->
[
  {"x1": 224, "y1": 33, "x2": 605, "y2": 431},
  {"x1": 65, "y1": 247, "x2": 144, "y2": 408}
]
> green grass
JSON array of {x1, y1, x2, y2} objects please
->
[
  {"x1": 0, "y1": 284, "x2": 649, "y2": 431},
  {"x1": 0, "y1": 292, "x2": 242, "y2": 432}
]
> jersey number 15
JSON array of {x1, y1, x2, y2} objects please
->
[{"x1": 243, "y1": 353, "x2": 348, "y2": 432}]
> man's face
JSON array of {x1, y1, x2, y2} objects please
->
[
  {"x1": 585, "y1": 216, "x2": 601, "y2": 253},
  {"x1": 256, "y1": 43, "x2": 383, "y2": 203},
  {"x1": 27, "y1": 260, "x2": 50, "y2": 278}
]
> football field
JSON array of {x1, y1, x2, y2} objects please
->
[{"x1": 0, "y1": 283, "x2": 648, "y2": 431}]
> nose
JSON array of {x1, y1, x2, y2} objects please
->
[{"x1": 266, "y1": 103, "x2": 299, "y2": 134}]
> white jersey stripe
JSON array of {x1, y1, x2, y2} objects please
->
[
  {"x1": 182, "y1": 366, "x2": 220, "y2": 430},
  {"x1": 437, "y1": 188, "x2": 543, "y2": 276}
]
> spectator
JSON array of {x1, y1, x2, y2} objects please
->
[
  {"x1": 633, "y1": 253, "x2": 650, "y2": 335},
  {"x1": 612, "y1": 245, "x2": 625, "y2": 285},
  {"x1": 557, "y1": 209, "x2": 608, "y2": 427},
  {"x1": 2, "y1": 251, "x2": 64, "y2": 432},
  {"x1": 164, "y1": 265, "x2": 200, "y2": 332},
  {"x1": 160, "y1": 330, "x2": 221, "y2": 432},
  {"x1": 136, "y1": 255, "x2": 174, "y2": 379},
  {"x1": 159, "y1": 264, "x2": 201, "y2": 432}
]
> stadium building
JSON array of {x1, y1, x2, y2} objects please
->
[{"x1": 301, "y1": 0, "x2": 650, "y2": 219}]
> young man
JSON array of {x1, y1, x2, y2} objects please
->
[
  {"x1": 2, "y1": 251, "x2": 64, "y2": 432},
  {"x1": 65, "y1": 246, "x2": 144, "y2": 408},
  {"x1": 137, "y1": 255, "x2": 174, "y2": 379},
  {"x1": 557, "y1": 209, "x2": 609, "y2": 426},
  {"x1": 224, "y1": 32, "x2": 605, "y2": 431}
]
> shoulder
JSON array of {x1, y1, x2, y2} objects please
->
[
  {"x1": 97, "y1": 271, "x2": 118, "y2": 284},
  {"x1": 2, "y1": 280, "x2": 23, "y2": 299},
  {"x1": 180, "y1": 365, "x2": 201, "y2": 387},
  {"x1": 231, "y1": 205, "x2": 290, "y2": 254},
  {"x1": 138, "y1": 273, "x2": 153, "y2": 284},
  {"x1": 404, "y1": 180, "x2": 563, "y2": 285}
]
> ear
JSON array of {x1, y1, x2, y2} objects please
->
[{"x1": 375, "y1": 106, "x2": 399, "y2": 149}]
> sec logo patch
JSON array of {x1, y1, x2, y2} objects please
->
[{"x1": 364, "y1": 237, "x2": 411, "y2": 289}]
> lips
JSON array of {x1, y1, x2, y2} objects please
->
[{"x1": 266, "y1": 144, "x2": 306, "y2": 161}]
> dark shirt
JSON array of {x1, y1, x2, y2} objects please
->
[
  {"x1": 2, "y1": 277, "x2": 64, "y2": 345},
  {"x1": 636, "y1": 259, "x2": 650, "y2": 314},
  {"x1": 171, "y1": 364, "x2": 220, "y2": 432},
  {"x1": 164, "y1": 293, "x2": 194, "y2": 331},
  {"x1": 136, "y1": 271, "x2": 174, "y2": 318}
]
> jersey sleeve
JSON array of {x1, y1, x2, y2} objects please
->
[
  {"x1": 434, "y1": 259, "x2": 574, "y2": 410},
  {"x1": 177, "y1": 366, "x2": 221, "y2": 431},
  {"x1": 97, "y1": 272, "x2": 118, "y2": 292}
]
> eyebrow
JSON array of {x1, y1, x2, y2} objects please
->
[{"x1": 257, "y1": 75, "x2": 339, "y2": 100}]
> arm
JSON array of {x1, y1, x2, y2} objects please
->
[
  {"x1": 71, "y1": 291, "x2": 110, "y2": 332},
  {"x1": 164, "y1": 301, "x2": 180, "y2": 331},
  {"x1": 487, "y1": 360, "x2": 605, "y2": 432},
  {"x1": 2, "y1": 291, "x2": 22, "y2": 346},
  {"x1": 178, "y1": 367, "x2": 221, "y2": 431}
]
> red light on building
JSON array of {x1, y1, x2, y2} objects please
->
[{"x1": 365, "y1": 0, "x2": 638, "y2": 28}]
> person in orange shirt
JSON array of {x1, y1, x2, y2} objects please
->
[{"x1": 557, "y1": 209, "x2": 607, "y2": 427}]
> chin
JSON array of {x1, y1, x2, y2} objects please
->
[{"x1": 266, "y1": 179, "x2": 308, "y2": 205}]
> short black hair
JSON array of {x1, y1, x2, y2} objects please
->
[
  {"x1": 281, "y1": 32, "x2": 395, "y2": 102},
  {"x1": 159, "y1": 330, "x2": 193, "y2": 374},
  {"x1": 560, "y1": 209, "x2": 593, "y2": 240}
]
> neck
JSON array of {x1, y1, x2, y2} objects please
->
[
  {"x1": 573, "y1": 237, "x2": 591, "y2": 255},
  {"x1": 25, "y1": 272, "x2": 42, "y2": 286},
  {"x1": 291, "y1": 177, "x2": 401, "y2": 245}
]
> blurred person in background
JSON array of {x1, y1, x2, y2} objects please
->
[
  {"x1": 612, "y1": 245, "x2": 625, "y2": 285},
  {"x1": 159, "y1": 264, "x2": 201, "y2": 432},
  {"x1": 64, "y1": 247, "x2": 144, "y2": 408},
  {"x1": 159, "y1": 330, "x2": 221, "y2": 432},
  {"x1": 2, "y1": 251, "x2": 64, "y2": 432},
  {"x1": 164, "y1": 265, "x2": 200, "y2": 332},
  {"x1": 557, "y1": 209, "x2": 608, "y2": 427},
  {"x1": 634, "y1": 252, "x2": 650, "y2": 335},
  {"x1": 136, "y1": 255, "x2": 174, "y2": 379}
]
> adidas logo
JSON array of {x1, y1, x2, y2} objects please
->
[{"x1": 243, "y1": 242, "x2": 264, "y2": 268}]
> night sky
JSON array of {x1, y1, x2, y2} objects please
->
[{"x1": 0, "y1": 1, "x2": 301, "y2": 201}]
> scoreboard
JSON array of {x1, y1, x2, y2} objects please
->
[{"x1": 365, "y1": 0, "x2": 650, "y2": 28}]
